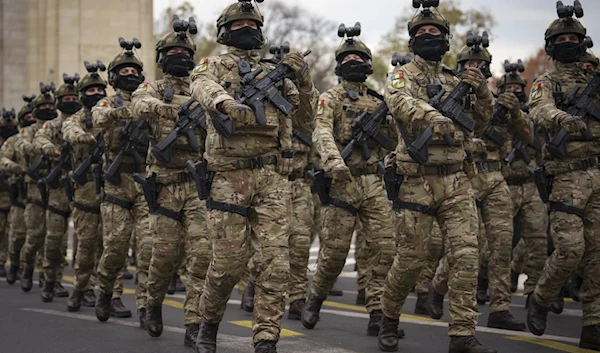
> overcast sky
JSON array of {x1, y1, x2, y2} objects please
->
[{"x1": 153, "y1": 0, "x2": 600, "y2": 75}]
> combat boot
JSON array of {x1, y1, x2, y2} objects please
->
[
  {"x1": 39, "y1": 272, "x2": 45, "y2": 288},
  {"x1": 476, "y1": 276, "x2": 489, "y2": 305},
  {"x1": 255, "y1": 340, "x2": 277, "y2": 353},
  {"x1": 241, "y1": 281, "x2": 255, "y2": 313},
  {"x1": 167, "y1": 273, "x2": 177, "y2": 295},
  {"x1": 175, "y1": 276, "x2": 186, "y2": 292},
  {"x1": 366, "y1": 309, "x2": 382, "y2": 336},
  {"x1": 20, "y1": 265, "x2": 34, "y2": 292},
  {"x1": 6, "y1": 265, "x2": 19, "y2": 284},
  {"x1": 195, "y1": 320, "x2": 219, "y2": 353},
  {"x1": 95, "y1": 290, "x2": 112, "y2": 322},
  {"x1": 138, "y1": 307, "x2": 147, "y2": 329},
  {"x1": 449, "y1": 336, "x2": 497, "y2": 353},
  {"x1": 0, "y1": 264, "x2": 6, "y2": 277},
  {"x1": 377, "y1": 314, "x2": 399, "y2": 352},
  {"x1": 356, "y1": 288, "x2": 366, "y2": 305},
  {"x1": 301, "y1": 294, "x2": 325, "y2": 329},
  {"x1": 487, "y1": 310, "x2": 525, "y2": 331},
  {"x1": 527, "y1": 293, "x2": 549, "y2": 336},
  {"x1": 579, "y1": 325, "x2": 600, "y2": 351},
  {"x1": 122, "y1": 268, "x2": 134, "y2": 280},
  {"x1": 414, "y1": 292, "x2": 428, "y2": 315},
  {"x1": 510, "y1": 270, "x2": 519, "y2": 293},
  {"x1": 570, "y1": 274, "x2": 582, "y2": 302},
  {"x1": 184, "y1": 323, "x2": 200, "y2": 348},
  {"x1": 329, "y1": 281, "x2": 343, "y2": 296},
  {"x1": 110, "y1": 297, "x2": 132, "y2": 318},
  {"x1": 426, "y1": 283, "x2": 444, "y2": 320},
  {"x1": 41, "y1": 281, "x2": 55, "y2": 302},
  {"x1": 550, "y1": 293, "x2": 564, "y2": 314},
  {"x1": 54, "y1": 282, "x2": 69, "y2": 297},
  {"x1": 82, "y1": 289, "x2": 96, "y2": 307},
  {"x1": 287, "y1": 299, "x2": 304, "y2": 320},
  {"x1": 145, "y1": 305, "x2": 163, "y2": 337},
  {"x1": 67, "y1": 290, "x2": 84, "y2": 312}
]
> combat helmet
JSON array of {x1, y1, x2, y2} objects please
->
[
  {"x1": 1, "y1": 108, "x2": 17, "y2": 129},
  {"x1": 581, "y1": 51, "x2": 599, "y2": 68},
  {"x1": 55, "y1": 73, "x2": 80, "y2": 100},
  {"x1": 544, "y1": 1, "x2": 591, "y2": 58},
  {"x1": 17, "y1": 94, "x2": 36, "y2": 125},
  {"x1": 496, "y1": 59, "x2": 527, "y2": 91},
  {"x1": 408, "y1": 0, "x2": 451, "y2": 52},
  {"x1": 155, "y1": 15, "x2": 197, "y2": 67},
  {"x1": 334, "y1": 22, "x2": 373, "y2": 77},
  {"x1": 108, "y1": 37, "x2": 144, "y2": 86},
  {"x1": 76, "y1": 60, "x2": 107, "y2": 94},
  {"x1": 456, "y1": 31, "x2": 493, "y2": 78},
  {"x1": 216, "y1": 0, "x2": 265, "y2": 46},
  {"x1": 33, "y1": 82, "x2": 56, "y2": 108}
]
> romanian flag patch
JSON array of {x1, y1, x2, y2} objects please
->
[
  {"x1": 391, "y1": 72, "x2": 405, "y2": 89},
  {"x1": 135, "y1": 83, "x2": 149, "y2": 92},
  {"x1": 317, "y1": 99, "x2": 325, "y2": 115},
  {"x1": 530, "y1": 82, "x2": 542, "y2": 101},
  {"x1": 194, "y1": 58, "x2": 209, "y2": 73},
  {"x1": 96, "y1": 100, "x2": 108, "y2": 107}
]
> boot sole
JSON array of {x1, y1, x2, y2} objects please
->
[
  {"x1": 67, "y1": 306, "x2": 80, "y2": 312},
  {"x1": 288, "y1": 312, "x2": 301, "y2": 320},
  {"x1": 21, "y1": 283, "x2": 33, "y2": 292},
  {"x1": 54, "y1": 292, "x2": 69, "y2": 298},
  {"x1": 81, "y1": 302, "x2": 96, "y2": 307},
  {"x1": 111, "y1": 311, "x2": 132, "y2": 318},
  {"x1": 167, "y1": 289, "x2": 176, "y2": 295},
  {"x1": 96, "y1": 311, "x2": 110, "y2": 322},
  {"x1": 526, "y1": 317, "x2": 545, "y2": 336},
  {"x1": 414, "y1": 307, "x2": 428, "y2": 315},
  {"x1": 301, "y1": 316, "x2": 318, "y2": 329},
  {"x1": 240, "y1": 304, "x2": 254, "y2": 313},
  {"x1": 145, "y1": 326, "x2": 163, "y2": 338},
  {"x1": 580, "y1": 341, "x2": 600, "y2": 350},
  {"x1": 41, "y1": 296, "x2": 54, "y2": 303},
  {"x1": 6, "y1": 278, "x2": 16, "y2": 285},
  {"x1": 487, "y1": 322, "x2": 526, "y2": 331},
  {"x1": 377, "y1": 340, "x2": 398, "y2": 352}
]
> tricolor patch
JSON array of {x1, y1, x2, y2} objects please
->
[
  {"x1": 69, "y1": 116, "x2": 78, "y2": 123},
  {"x1": 194, "y1": 58, "x2": 209, "y2": 73},
  {"x1": 391, "y1": 72, "x2": 405, "y2": 89},
  {"x1": 135, "y1": 83, "x2": 149, "y2": 92},
  {"x1": 317, "y1": 99, "x2": 325, "y2": 115},
  {"x1": 530, "y1": 82, "x2": 542, "y2": 101}
]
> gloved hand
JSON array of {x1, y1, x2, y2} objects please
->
[
  {"x1": 498, "y1": 92, "x2": 521, "y2": 117},
  {"x1": 108, "y1": 106, "x2": 133, "y2": 120},
  {"x1": 43, "y1": 145, "x2": 61, "y2": 159},
  {"x1": 559, "y1": 115, "x2": 588, "y2": 134},
  {"x1": 10, "y1": 163, "x2": 23, "y2": 174},
  {"x1": 331, "y1": 165, "x2": 352, "y2": 182},
  {"x1": 460, "y1": 67, "x2": 488, "y2": 97},
  {"x1": 219, "y1": 99, "x2": 256, "y2": 125},
  {"x1": 431, "y1": 115, "x2": 455, "y2": 137},
  {"x1": 282, "y1": 52, "x2": 312, "y2": 90},
  {"x1": 156, "y1": 104, "x2": 179, "y2": 121},
  {"x1": 76, "y1": 134, "x2": 96, "y2": 145}
]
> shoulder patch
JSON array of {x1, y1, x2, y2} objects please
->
[
  {"x1": 391, "y1": 73, "x2": 405, "y2": 89},
  {"x1": 193, "y1": 58, "x2": 209, "y2": 73},
  {"x1": 531, "y1": 82, "x2": 542, "y2": 101},
  {"x1": 43, "y1": 122, "x2": 50, "y2": 129},
  {"x1": 317, "y1": 99, "x2": 325, "y2": 115},
  {"x1": 135, "y1": 83, "x2": 149, "y2": 92},
  {"x1": 69, "y1": 116, "x2": 78, "y2": 123},
  {"x1": 96, "y1": 100, "x2": 108, "y2": 107}
]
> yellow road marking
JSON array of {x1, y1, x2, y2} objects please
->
[
  {"x1": 228, "y1": 320, "x2": 303, "y2": 337},
  {"x1": 322, "y1": 300, "x2": 438, "y2": 323},
  {"x1": 506, "y1": 335, "x2": 595, "y2": 353}
]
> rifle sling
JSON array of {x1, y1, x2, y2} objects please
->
[
  {"x1": 475, "y1": 161, "x2": 504, "y2": 173},
  {"x1": 72, "y1": 202, "x2": 101, "y2": 214},
  {"x1": 392, "y1": 200, "x2": 436, "y2": 216},
  {"x1": 549, "y1": 201, "x2": 585, "y2": 219},
  {"x1": 26, "y1": 198, "x2": 46, "y2": 209},
  {"x1": 207, "y1": 198, "x2": 249, "y2": 218},
  {"x1": 47, "y1": 205, "x2": 70, "y2": 219},
  {"x1": 103, "y1": 194, "x2": 134, "y2": 210},
  {"x1": 151, "y1": 205, "x2": 183, "y2": 223},
  {"x1": 327, "y1": 198, "x2": 359, "y2": 215},
  {"x1": 349, "y1": 164, "x2": 379, "y2": 177}
]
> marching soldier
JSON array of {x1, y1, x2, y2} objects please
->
[{"x1": 0, "y1": 107, "x2": 19, "y2": 278}]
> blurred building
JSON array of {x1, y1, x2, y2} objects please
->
[{"x1": 0, "y1": 0, "x2": 155, "y2": 109}]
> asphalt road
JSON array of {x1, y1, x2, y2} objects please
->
[{"x1": 0, "y1": 242, "x2": 592, "y2": 353}]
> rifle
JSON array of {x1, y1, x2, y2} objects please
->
[
  {"x1": 186, "y1": 159, "x2": 214, "y2": 200},
  {"x1": 37, "y1": 179, "x2": 48, "y2": 207},
  {"x1": 134, "y1": 173, "x2": 160, "y2": 212},
  {"x1": 292, "y1": 129, "x2": 312, "y2": 147},
  {"x1": 8, "y1": 181, "x2": 19, "y2": 206},
  {"x1": 340, "y1": 102, "x2": 395, "y2": 160},
  {"x1": 306, "y1": 169, "x2": 331, "y2": 206},
  {"x1": 382, "y1": 163, "x2": 404, "y2": 201},
  {"x1": 26, "y1": 155, "x2": 45, "y2": 181},
  {"x1": 91, "y1": 163, "x2": 103, "y2": 194},
  {"x1": 43, "y1": 142, "x2": 72, "y2": 189},
  {"x1": 151, "y1": 99, "x2": 207, "y2": 165},
  {"x1": 546, "y1": 73, "x2": 600, "y2": 158},
  {"x1": 72, "y1": 132, "x2": 105, "y2": 186},
  {"x1": 530, "y1": 166, "x2": 552, "y2": 203},
  {"x1": 482, "y1": 103, "x2": 508, "y2": 147},
  {"x1": 104, "y1": 119, "x2": 147, "y2": 185},
  {"x1": 0, "y1": 173, "x2": 10, "y2": 193},
  {"x1": 505, "y1": 140, "x2": 531, "y2": 166},
  {"x1": 60, "y1": 175, "x2": 73, "y2": 202}
]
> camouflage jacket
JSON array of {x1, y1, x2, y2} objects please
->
[
  {"x1": 385, "y1": 55, "x2": 492, "y2": 172},
  {"x1": 93, "y1": 89, "x2": 150, "y2": 174},
  {"x1": 62, "y1": 107, "x2": 102, "y2": 167},
  {"x1": 190, "y1": 46, "x2": 316, "y2": 172},
  {"x1": 530, "y1": 61, "x2": 600, "y2": 163},
  {"x1": 32, "y1": 114, "x2": 72, "y2": 173},
  {"x1": 0, "y1": 132, "x2": 26, "y2": 182},
  {"x1": 131, "y1": 74, "x2": 204, "y2": 182},
  {"x1": 314, "y1": 80, "x2": 396, "y2": 174},
  {"x1": 19, "y1": 121, "x2": 47, "y2": 183},
  {"x1": 291, "y1": 87, "x2": 319, "y2": 174}
]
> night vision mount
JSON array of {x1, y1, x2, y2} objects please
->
[
  {"x1": 84, "y1": 60, "x2": 106, "y2": 74},
  {"x1": 503, "y1": 59, "x2": 524, "y2": 74},
  {"x1": 466, "y1": 30, "x2": 489, "y2": 50},
  {"x1": 39, "y1": 82, "x2": 56, "y2": 95},
  {"x1": 119, "y1": 37, "x2": 142, "y2": 52},
  {"x1": 2, "y1": 108, "x2": 16, "y2": 119},
  {"x1": 172, "y1": 15, "x2": 198, "y2": 40},
  {"x1": 338, "y1": 22, "x2": 361, "y2": 39},
  {"x1": 557, "y1": 0, "x2": 583, "y2": 21},
  {"x1": 22, "y1": 94, "x2": 36, "y2": 103},
  {"x1": 412, "y1": 0, "x2": 440, "y2": 17},
  {"x1": 239, "y1": 0, "x2": 264, "y2": 13},
  {"x1": 62, "y1": 73, "x2": 80, "y2": 86},
  {"x1": 269, "y1": 42, "x2": 290, "y2": 62},
  {"x1": 392, "y1": 52, "x2": 412, "y2": 67}
]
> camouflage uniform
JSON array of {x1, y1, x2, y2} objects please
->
[{"x1": 414, "y1": 221, "x2": 443, "y2": 295}]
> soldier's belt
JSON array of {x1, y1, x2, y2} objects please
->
[
  {"x1": 103, "y1": 194, "x2": 134, "y2": 210},
  {"x1": 207, "y1": 198, "x2": 249, "y2": 217},
  {"x1": 544, "y1": 155, "x2": 600, "y2": 175},
  {"x1": 421, "y1": 163, "x2": 463, "y2": 176},
  {"x1": 113, "y1": 162, "x2": 143, "y2": 175},
  {"x1": 26, "y1": 198, "x2": 46, "y2": 209},
  {"x1": 156, "y1": 171, "x2": 195, "y2": 185},
  {"x1": 236, "y1": 155, "x2": 278, "y2": 170},
  {"x1": 392, "y1": 200, "x2": 436, "y2": 216},
  {"x1": 349, "y1": 164, "x2": 379, "y2": 177},
  {"x1": 475, "y1": 161, "x2": 503, "y2": 173},
  {"x1": 72, "y1": 202, "x2": 101, "y2": 214},
  {"x1": 11, "y1": 202, "x2": 25, "y2": 209},
  {"x1": 506, "y1": 176, "x2": 533, "y2": 186},
  {"x1": 288, "y1": 171, "x2": 307, "y2": 181},
  {"x1": 0, "y1": 207, "x2": 9, "y2": 214},
  {"x1": 549, "y1": 202, "x2": 585, "y2": 219},
  {"x1": 327, "y1": 198, "x2": 359, "y2": 215},
  {"x1": 47, "y1": 205, "x2": 70, "y2": 219},
  {"x1": 150, "y1": 206, "x2": 183, "y2": 223}
]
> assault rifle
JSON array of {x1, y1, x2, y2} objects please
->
[
  {"x1": 43, "y1": 142, "x2": 72, "y2": 189},
  {"x1": 340, "y1": 102, "x2": 395, "y2": 160},
  {"x1": 134, "y1": 173, "x2": 160, "y2": 212},
  {"x1": 26, "y1": 155, "x2": 45, "y2": 181},
  {"x1": 482, "y1": 103, "x2": 509, "y2": 147},
  {"x1": 505, "y1": 140, "x2": 531, "y2": 165},
  {"x1": 186, "y1": 159, "x2": 214, "y2": 200},
  {"x1": 546, "y1": 72, "x2": 600, "y2": 158},
  {"x1": 105, "y1": 119, "x2": 148, "y2": 185},
  {"x1": 71, "y1": 132, "x2": 105, "y2": 186},
  {"x1": 293, "y1": 129, "x2": 312, "y2": 147},
  {"x1": 151, "y1": 99, "x2": 207, "y2": 164}
]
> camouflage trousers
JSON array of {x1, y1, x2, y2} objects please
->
[
  {"x1": 535, "y1": 168, "x2": 600, "y2": 327},
  {"x1": 310, "y1": 193, "x2": 321, "y2": 244},
  {"x1": 355, "y1": 221, "x2": 369, "y2": 292},
  {"x1": 414, "y1": 221, "x2": 444, "y2": 294},
  {"x1": 8, "y1": 201, "x2": 26, "y2": 267},
  {"x1": 312, "y1": 174, "x2": 395, "y2": 313},
  {"x1": 200, "y1": 166, "x2": 290, "y2": 345},
  {"x1": 509, "y1": 181, "x2": 548, "y2": 295},
  {"x1": 288, "y1": 178, "x2": 314, "y2": 303},
  {"x1": 381, "y1": 171, "x2": 479, "y2": 336},
  {"x1": 97, "y1": 174, "x2": 151, "y2": 310},
  {"x1": 0, "y1": 192, "x2": 9, "y2": 266},
  {"x1": 21, "y1": 184, "x2": 47, "y2": 268},
  {"x1": 43, "y1": 188, "x2": 71, "y2": 282},
  {"x1": 147, "y1": 179, "x2": 210, "y2": 325}
]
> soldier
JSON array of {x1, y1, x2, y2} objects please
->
[
  {"x1": 1, "y1": 96, "x2": 36, "y2": 284},
  {"x1": 190, "y1": 0, "x2": 316, "y2": 351},
  {"x1": 302, "y1": 23, "x2": 396, "y2": 336},
  {"x1": 92, "y1": 37, "x2": 150, "y2": 325},
  {"x1": 131, "y1": 19, "x2": 210, "y2": 347},
  {"x1": 63, "y1": 61, "x2": 125, "y2": 315},
  {"x1": 581, "y1": 51, "x2": 599, "y2": 73},
  {"x1": 527, "y1": 4, "x2": 600, "y2": 349},
  {"x1": 377, "y1": 3, "x2": 495, "y2": 352},
  {"x1": 19, "y1": 83, "x2": 58, "y2": 293},
  {"x1": 32, "y1": 74, "x2": 81, "y2": 302},
  {"x1": 0, "y1": 108, "x2": 18, "y2": 278}
]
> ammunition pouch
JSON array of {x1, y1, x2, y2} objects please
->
[
  {"x1": 383, "y1": 164, "x2": 403, "y2": 202},
  {"x1": 47, "y1": 205, "x2": 70, "y2": 219},
  {"x1": 103, "y1": 194, "x2": 134, "y2": 210},
  {"x1": 72, "y1": 202, "x2": 101, "y2": 214},
  {"x1": 206, "y1": 198, "x2": 249, "y2": 218}
]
